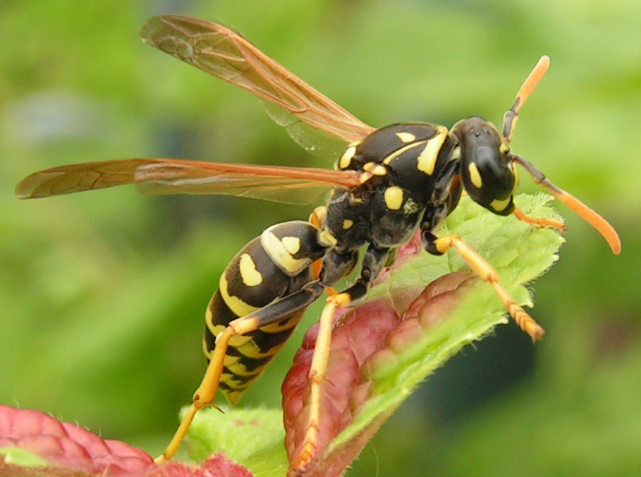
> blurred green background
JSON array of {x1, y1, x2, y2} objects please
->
[{"x1": 1, "y1": 1, "x2": 640, "y2": 476}]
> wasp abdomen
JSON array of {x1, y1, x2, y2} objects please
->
[{"x1": 203, "y1": 221, "x2": 326, "y2": 404}]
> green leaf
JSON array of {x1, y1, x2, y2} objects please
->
[
  {"x1": 324, "y1": 193, "x2": 563, "y2": 462},
  {"x1": 187, "y1": 193, "x2": 564, "y2": 476},
  {"x1": 0, "y1": 447, "x2": 49, "y2": 467},
  {"x1": 187, "y1": 407, "x2": 289, "y2": 477}
]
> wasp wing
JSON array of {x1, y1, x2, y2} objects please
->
[
  {"x1": 16, "y1": 160, "x2": 149, "y2": 199},
  {"x1": 15, "y1": 159, "x2": 361, "y2": 204},
  {"x1": 133, "y1": 160, "x2": 361, "y2": 204},
  {"x1": 140, "y1": 15, "x2": 375, "y2": 160}
]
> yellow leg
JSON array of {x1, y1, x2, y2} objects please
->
[
  {"x1": 155, "y1": 404, "x2": 199, "y2": 464},
  {"x1": 432, "y1": 234, "x2": 545, "y2": 341},
  {"x1": 513, "y1": 206, "x2": 566, "y2": 232},
  {"x1": 290, "y1": 293, "x2": 350, "y2": 470},
  {"x1": 309, "y1": 206, "x2": 337, "y2": 296},
  {"x1": 156, "y1": 316, "x2": 262, "y2": 463}
]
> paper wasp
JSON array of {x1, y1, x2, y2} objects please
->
[{"x1": 16, "y1": 14, "x2": 620, "y2": 472}]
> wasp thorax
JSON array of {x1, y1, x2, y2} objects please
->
[{"x1": 451, "y1": 117, "x2": 517, "y2": 216}]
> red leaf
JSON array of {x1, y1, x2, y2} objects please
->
[
  {"x1": 282, "y1": 272, "x2": 474, "y2": 476},
  {"x1": 0, "y1": 406, "x2": 257, "y2": 477},
  {"x1": 0, "y1": 405, "x2": 155, "y2": 475}
]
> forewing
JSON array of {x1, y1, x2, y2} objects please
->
[
  {"x1": 140, "y1": 15, "x2": 375, "y2": 160},
  {"x1": 16, "y1": 159, "x2": 361, "y2": 204},
  {"x1": 15, "y1": 160, "x2": 148, "y2": 198},
  {"x1": 133, "y1": 160, "x2": 360, "y2": 204}
]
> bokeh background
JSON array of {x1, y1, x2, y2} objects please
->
[{"x1": 1, "y1": 1, "x2": 640, "y2": 475}]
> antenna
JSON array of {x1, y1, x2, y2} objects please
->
[{"x1": 503, "y1": 55, "x2": 550, "y2": 143}]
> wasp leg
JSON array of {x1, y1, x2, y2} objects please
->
[
  {"x1": 289, "y1": 293, "x2": 346, "y2": 471},
  {"x1": 157, "y1": 282, "x2": 327, "y2": 464},
  {"x1": 423, "y1": 232, "x2": 545, "y2": 342},
  {"x1": 513, "y1": 206, "x2": 566, "y2": 231},
  {"x1": 309, "y1": 206, "x2": 338, "y2": 296},
  {"x1": 291, "y1": 246, "x2": 390, "y2": 471}
]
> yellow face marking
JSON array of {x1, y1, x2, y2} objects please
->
[
  {"x1": 417, "y1": 128, "x2": 448, "y2": 175},
  {"x1": 490, "y1": 196, "x2": 512, "y2": 212},
  {"x1": 384, "y1": 186, "x2": 404, "y2": 211},
  {"x1": 468, "y1": 162, "x2": 483, "y2": 188},
  {"x1": 219, "y1": 274, "x2": 260, "y2": 317},
  {"x1": 319, "y1": 228, "x2": 338, "y2": 247},
  {"x1": 281, "y1": 236, "x2": 301, "y2": 255},
  {"x1": 339, "y1": 145, "x2": 357, "y2": 169},
  {"x1": 342, "y1": 219, "x2": 354, "y2": 230},
  {"x1": 396, "y1": 132, "x2": 416, "y2": 143},
  {"x1": 239, "y1": 253, "x2": 263, "y2": 287},
  {"x1": 261, "y1": 227, "x2": 311, "y2": 275}
]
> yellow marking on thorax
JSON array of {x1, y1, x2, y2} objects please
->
[
  {"x1": 239, "y1": 253, "x2": 263, "y2": 286},
  {"x1": 468, "y1": 162, "x2": 483, "y2": 188},
  {"x1": 363, "y1": 162, "x2": 387, "y2": 176},
  {"x1": 339, "y1": 145, "x2": 357, "y2": 169},
  {"x1": 342, "y1": 219, "x2": 354, "y2": 229},
  {"x1": 384, "y1": 186, "x2": 404, "y2": 210},
  {"x1": 396, "y1": 131, "x2": 416, "y2": 143},
  {"x1": 359, "y1": 171, "x2": 374, "y2": 184},
  {"x1": 219, "y1": 274, "x2": 260, "y2": 317},
  {"x1": 417, "y1": 128, "x2": 448, "y2": 175},
  {"x1": 348, "y1": 193, "x2": 364, "y2": 204},
  {"x1": 383, "y1": 142, "x2": 425, "y2": 165}
]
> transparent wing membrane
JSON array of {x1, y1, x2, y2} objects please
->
[
  {"x1": 141, "y1": 15, "x2": 375, "y2": 159},
  {"x1": 15, "y1": 159, "x2": 360, "y2": 203},
  {"x1": 133, "y1": 161, "x2": 360, "y2": 204}
]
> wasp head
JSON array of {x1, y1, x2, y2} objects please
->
[{"x1": 451, "y1": 117, "x2": 518, "y2": 216}]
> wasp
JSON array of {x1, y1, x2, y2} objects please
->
[{"x1": 16, "y1": 15, "x2": 621, "y2": 472}]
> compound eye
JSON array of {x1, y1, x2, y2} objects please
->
[{"x1": 475, "y1": 145, "x2": 499, "y2": 166}]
